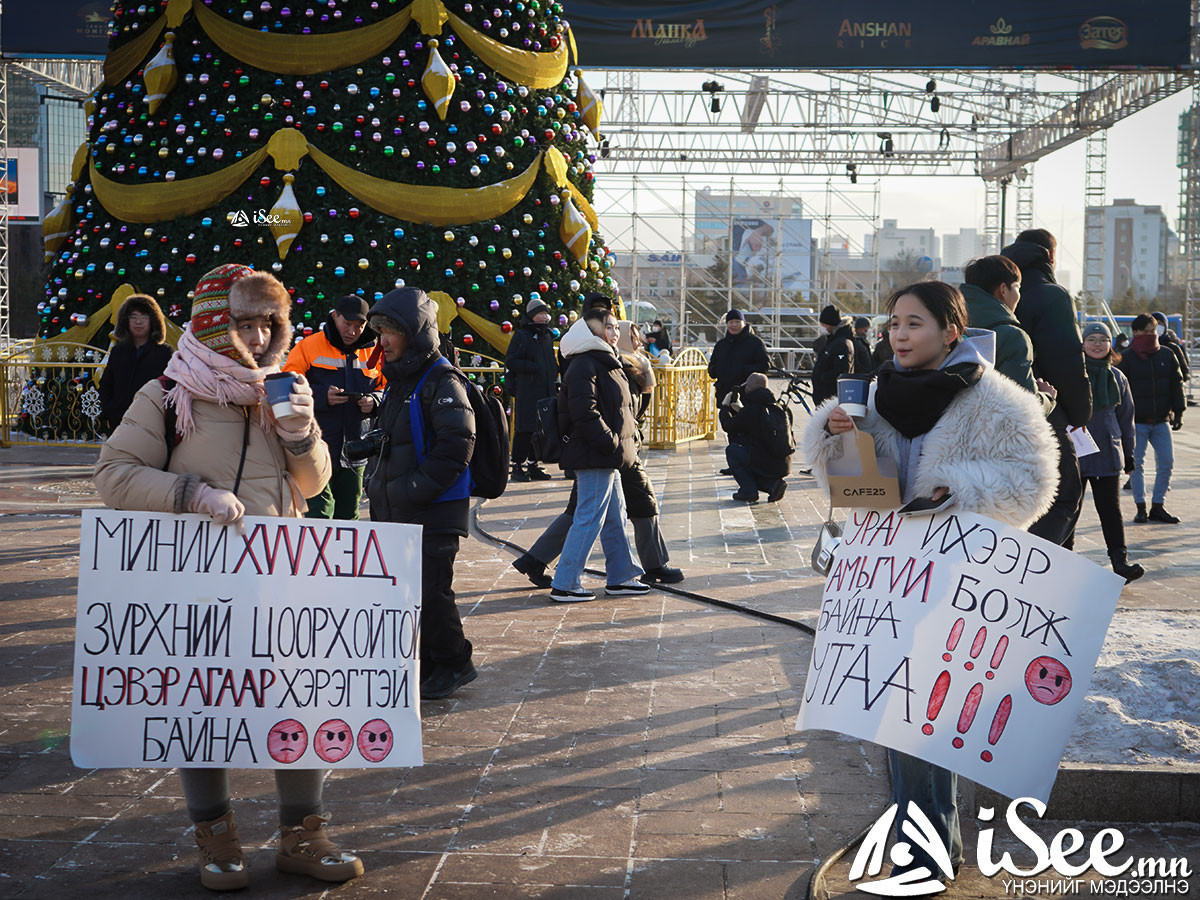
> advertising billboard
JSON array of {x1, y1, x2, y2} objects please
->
[
  {"x1": 2, "y1": 149, "x2": 43, "y2": 222},
  {"x1": 566, "y1": 1, "x2": 1192, "y2": 70},
  {"x1": 1, "y1": 0, "x2": 110, "y2": 57}
]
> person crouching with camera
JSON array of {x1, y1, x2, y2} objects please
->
[
  {"x1": 361, "y1": 287, "x2": 478, "y2": 701},
  {"x1": 283, "y1": 295, "x2": 386, "y2": 520}
]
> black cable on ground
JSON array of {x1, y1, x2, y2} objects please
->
[{"x1": 470, "y1": 499, "x2": 815, "y2": 635}]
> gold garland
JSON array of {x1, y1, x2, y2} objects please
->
[
  {"x1": 104, "y1": 0, "x2": 566, "y2": 89},
  {"x1": 429, "y1": 290, "x2": 512, "y2": 354},
  {"x1": 88, "y1": 127, "x2": 599, "y2": 233}
]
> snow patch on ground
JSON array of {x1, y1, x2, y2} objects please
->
[{"x1": 1064, "y1": 611, "x2": 1200, "y2": 765}]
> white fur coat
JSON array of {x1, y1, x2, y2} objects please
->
[{"x1": 801, "y1": 369, "x2": 1059, "y2": 530}]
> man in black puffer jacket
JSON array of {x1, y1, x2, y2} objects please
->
[
  {"x1": 708, "y1": 309, "x2": 770, "y2": 415},
  {"x1": 1002, "y1": 229, "x2": 1092, "y2": 548},
  {"x1": 810, "y1": 314, "x2": 856, "y2": 406},
  {"x1": 1119, "y1": 314, "x2": 1185, "y2": 524},
  {"x1": 367, "y1": 287, "x2": 478, "y2": 700},
  {"x1": 547, "y1": 308, "x2": 649, "y2": 603}
]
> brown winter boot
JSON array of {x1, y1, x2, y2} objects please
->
[
  {"x1": 194, "y1": 810, "x2": 249, "y2": 891},
  {"x1": 276, "y1": 814, "x2": 364, "y2": 882}
]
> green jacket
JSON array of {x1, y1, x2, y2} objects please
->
[{"x1": 961, "y1": 283, "x2": 1055, "y2": 417}]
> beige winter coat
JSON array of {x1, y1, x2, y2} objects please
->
[{"x1": 94, "y1": 379, "x2": 330, "y2": 517}]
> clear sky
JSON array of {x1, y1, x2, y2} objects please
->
[{"x1": 877, "y1": 90, "x2": 1191, "y2": 291}]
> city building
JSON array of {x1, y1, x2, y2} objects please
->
[
  {"x1": 941, "y1": 228, "x2": 989, "y2": 267},
  {"x1": 866, "y1": 219, "x2": 940, "y2": 269},
  {"x1": 1084, "y1": 199, "x2": 1172, "y2": 302}
]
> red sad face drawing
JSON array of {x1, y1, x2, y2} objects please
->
[
  {"x1": 267, "y1": 719, "x2": 308, "y2": 763},
  {"x1": 313, "y1": 719, "x2": 354, "y2": 763},
  {"x1": 1024, "y1": 657, "x2": 1073, "y2": 705},
  {"x1": 357, "y1": 719, "x2": 394, "y2": 762}
]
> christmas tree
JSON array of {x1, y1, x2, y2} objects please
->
[{"x1": 28, "y1": 0, "x2": 615, "y2": 439}]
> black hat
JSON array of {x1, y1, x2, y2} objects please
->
[
  {"x1": 335, "y1": 295, "x2": 371, "y2": 322},
  {"x1": 584, "y1": 291, "x2": 613, "y2": 311},
  {"x1": 854, "y1": 316, "x2": 870, "y2": 330},
  {"x1": 819, "y1": 305, "x2": 840, "y2": 326},
  {"x1": 725, "y1": 309, "x2": 744, "y2": 322}
]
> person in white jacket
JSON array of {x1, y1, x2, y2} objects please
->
[{"x1": 802, "y1": 281, "x2": 1058, "y2": 883}]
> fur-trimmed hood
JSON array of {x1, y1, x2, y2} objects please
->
[
  {"x1": 113, "y1": 293, "x2": 168, "y2": 345},
  {"x1": 802, "y1": 364, "x2": 1058, "y2": 529}
]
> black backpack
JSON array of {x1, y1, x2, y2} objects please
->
[
  {"x1": 532, "y1": 394, "x2": 563, "y2": 464},
  {"x1": 762, "y1": 400, "x2": 796, "y2": 459},
  {"x1": 419, "y1": 361, "x2": 510, "y2": 500}
]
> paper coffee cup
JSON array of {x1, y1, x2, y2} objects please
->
[
  {"x1": 263, "y1": 372, "x2": 297, "y2": 418},
  {"x1": 837, "y1": 375, "x2": 870, "y2": 418}
]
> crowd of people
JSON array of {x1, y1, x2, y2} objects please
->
[{"x1": 89, "y1": 224, "x2": 1190, "y2": 890}]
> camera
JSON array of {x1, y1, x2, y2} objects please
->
[{"x1": 344, "y1": 428, "x2": 388, "y2": 462}]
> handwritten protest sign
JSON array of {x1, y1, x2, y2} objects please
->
[
  {"x1": 795, "y1": 508, "x2": 1122, "y2": 802},
  {"x1": 71, "y1": 511, "x2": 423, "y2": 769}
]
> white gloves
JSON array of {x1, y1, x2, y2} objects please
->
[
  {"x1": 190, "y1": 482, "x2": 245, "y2": 528},
  {"x1": 274, "y1": 373, "x2": 316, "y2": 434}
]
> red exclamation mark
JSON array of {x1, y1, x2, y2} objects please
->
[
  {"x1": 922, "y1": 671, "x2": 951, "y2": 735},
  {"x1": 943, "y1": 617, "x2": 965, "y2": 662},
  {"x1": 986, "y1": 635, "x2": 1009, "y2": 681},
  {"x1": 952, "y1": 682, "x2": 983, "y2": 748},
  {"x1": 981, "y1": 695, "x2": 1013, "y2": 762},
  {"x1": 965, "y1": 626, "x2": 987, "y2": 671}
]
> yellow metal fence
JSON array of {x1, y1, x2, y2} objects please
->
[
  {"x1": 0, "y1": 342, "x2": 511, "y2": 449},
  {"x1": 644, "y1": 347, "x2": 717, "y2": 449}
]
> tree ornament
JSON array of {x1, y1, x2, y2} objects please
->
[
  {"x1": 559, "y1": 194, "x2": 592, "y2": 263},
  {"x1": 268, "y1": 173, "x2": 304, "y2": 260},
  {"x1": 144, "y1": 32, "x2": 178, "y2": 114},
  {"x1": 422, "y1": 41, "x2": 455, "y2": 121}
]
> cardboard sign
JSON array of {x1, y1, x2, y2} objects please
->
[
  {"x1": 795, "y1": 508, "x2": 1122, "y2": 802},
  {"x1": 827, "y1": 429, "x2": 901, "y2": 509},
  {"x1": 71, "y1": 511, "x2": 424, "y2": 769}
]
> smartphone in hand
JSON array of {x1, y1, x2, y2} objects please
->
[
  {"x1": 897, "y1": 493, "x2": 954, "y2": 516},
  {"x1": 342, "y1": 392, "x2": 362, "y2": 401}
]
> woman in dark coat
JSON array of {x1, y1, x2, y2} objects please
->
[
  {"x1": 504, "y1": 298, "x2": 558, "y2": 480},
  {"x1": 1078, "y1": 323, "x2": 1143, "y2": 582},
  {"x1": 97, "y1": 293, "x2": 173, "y2": 432}
]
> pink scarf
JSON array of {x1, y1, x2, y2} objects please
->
[{"x1": 162, "y1": 325, "x2": 278, "y2": 438}]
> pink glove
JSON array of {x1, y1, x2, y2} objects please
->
[{"x1": 190, "y1": 482, "x2": 245, "y2": 527}]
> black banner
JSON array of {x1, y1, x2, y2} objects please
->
[
  {"x1": 1, "y1": 0, "x2": 110, "y2": 58},
  {"x1": 1, "y1": 0, "x2": 1192, "y2": 68},
  {"x1": 565, "y1": 1, "x2": 1193, "y2": 70}
]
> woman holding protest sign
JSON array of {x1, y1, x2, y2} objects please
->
[
  {"x1": 801, "y1": 281, "x2": 1058, "y2": 882},
  {"x1": 94, "y1": 265, "x2": 364, "y2": 891}
]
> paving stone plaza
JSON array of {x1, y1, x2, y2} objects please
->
[{"x1": 0, "y1": 434, "x2": 1196, "y2": 898}]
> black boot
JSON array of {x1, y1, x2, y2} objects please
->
[
  {"x1": 1109, "y1": 550, "x2": 1145, "y2": 584},
  {"x1": 511, "y1": 464, "x2": 530, "y2": 482},
  {"x1": 1133, "y1": 503, "x2": 1149, "y2": 524},
  {"x1": 526, "y1": 464, "x2": 553, "y2": 481},
  {"x1": 1149, "y1": 503, "x2": 1181, "y2": 524},
  {"x1": 512, "y1": 554, "x2": 552, "y2": 588}
]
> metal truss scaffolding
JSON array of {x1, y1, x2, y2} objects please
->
[{"x1": 1081, "y1": 131, "x2": 1109, "y2": 318}]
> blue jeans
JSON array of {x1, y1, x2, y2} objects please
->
[
  {"x1": 550, "y1": 468, "x2": 642, "y2": 591},
  {"x1": 888, "y1": 749, "x2": 963, "y2": 877},
  {"x1": 1131, "y1": 421, "x2": 1174, "y2": 505}
]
